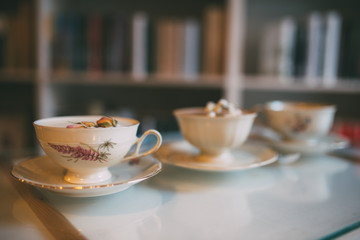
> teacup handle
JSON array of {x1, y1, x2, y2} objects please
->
[
  {"x1": 122, "y1": 129, "x2": 162, "y2": 161},
  {"x1": 251, "y1": 104, "x2": 266, "y2": 125}
]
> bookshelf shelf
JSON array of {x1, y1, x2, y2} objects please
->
[
  {"x1": 244, "y1": 76, "x2": 360, "y2": 94},
  {"x1": 0, "y1": 71, "x2": 35, "y2": 84},
  {"x1": 51, "y1": 73, "x2": 223, "y2": 89},
  {"x1": 51, "y1": 73, "x2": 360, "y2": 93}
]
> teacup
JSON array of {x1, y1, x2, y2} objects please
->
[
  {"x1": 33, "y1": 116, "x2": 162, "y2": 184},
  {"x1": 174, "y1": 107, "x2": 257, "y2": 162},
  {"x1": 263, "y1": 101, "x2": 336, "y2": 142}
]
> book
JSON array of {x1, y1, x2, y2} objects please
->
[
  {"x1": 4, "y1": 1, "x2": 34, "y2": 73},
  {"x1": 71, "y1": 14, "x2": 87, "y2": 71},
  {"x1": 155, "y1": 19, "x2": 198, "y2": 79},
  {"x1": 103, "y1": 14, "x2": 131, "y2": 74},
  {"x1": 304, "y1": 12, "x2": 325, "y2": 86},
  {"x1": 17, "y1": 0, "x2": 34, "y2": 71},
  {"x1": 147, "y1": 19, "x2": 156, "y2": 74},
  {"x1": 259, "y1": 22, "x2": 280, "y2": 76},
  {"x1": 278, "y1": 17, "x2": 297, "y2": 78},
  {"x1": 183, "y1": 18, "x2": 200, "y2": 80},
  {"x1": 155, "y1": 19, "x2": 174, "y2": 77},
  {"x1": 118, "y1": 15, "x2": 131, "y2": 73},
  {"x1": 87, "y1": 13, "x2": 103, "y2": 75},
  {"x1": 259, "y1": 17, "x2": 297, "y2": 79},
  {"x1": 4, "y1": 13, "x2": 15, "y2": 72},
  {"x1": 172, "y1": 19, "x2": 185, "y2": 77},
  {"x1": 202, "y1": 5, "x2": 225, "y2": 76},
  {"x1": 131, "y1": 12, "x2": 149, "y2": 80},
  {"x1": 52, "y1": 13, "x2": 70, "y2": 73},
  {"x1": 293, "y1": 18, "x2": 307, "y2": 77},
  {"x1": 322, "y1": 11, "x2": 341, "y2": 87},
  {"x1": 102, "y1": 14, "x2": 118, "y2": 72},
  {"x1": 338, "y1": 19, "x2": 360, "y2": 79},
  {"x1": 0, "y1": 15, "x2": 7, "y2": 70}
]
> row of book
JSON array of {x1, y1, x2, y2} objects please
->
[
  {"x1": 0, "y1": 4, "x2": 226, "y2": 80},
  {"x1": 51, "y1": 6, "x2": 226, "y2": 81},
  {"x1": 0, "y1": 1, "x2": 35, "y2": 73},
  {"x1": 258, "y1": 11, "x2": 360, "y2": 86}
]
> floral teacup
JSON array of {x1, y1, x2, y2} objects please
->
[
  {"x1": 264, "y1": 101, "x2": 336, "y2": 142},
  {"x1": 34, "y1": 116, "x2": 162, "y2": 184}
]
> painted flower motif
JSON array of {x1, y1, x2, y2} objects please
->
[
  {"x1": 288, "y1": 114, "x2": 311, "y2": 133},
  {"x1": 99, "y1": 140, "x2": 116, "y2": 152},
  {"x1": 48, "y1": 140, "x2": 116, "y2": 163}
]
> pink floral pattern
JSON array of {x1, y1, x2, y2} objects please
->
[
  {"x1": 287, "y1": 114, "x2": 312, "y2": 133},
  {"x1": 48, "y1": 140, "x2": 116, "y2": 163}
]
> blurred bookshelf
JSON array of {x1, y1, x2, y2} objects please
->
[
  {"x1": 0, "y1": 0, "x2": 360, "y2": 151},
  {"x1": 244, "y1": 76, "x2": 360, "y2": 94}
]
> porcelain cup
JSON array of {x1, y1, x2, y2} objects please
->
[
  {"x1": 263, "y1": 101, "x2": 336, "y2": 142},
  {"x1": 33, "y1": 116, "x2": 162, "y2": 184},
  {"x1": 174, "y1": 107, "x2": 257, "y2": 162}
]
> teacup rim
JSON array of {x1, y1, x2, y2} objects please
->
[
  {"x1": 173, "y1": 107, "x2": 257, "y2": 119},
  {"x1": 33, "y1": 115, "x2": 139, "y2": 129},
  {"x1": 264, "y1": 100, "x2": 336, "y2": 112}
]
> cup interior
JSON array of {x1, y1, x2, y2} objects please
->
[
  {"x1": 174, "y1": 107, "x2": 256, "y2": 118},
  {"x1": 265, "y1": 101, "x2": 335, "y2": 112},
  {"x1": 34, "y1": 115, "x2": 139, "y2": 128}
]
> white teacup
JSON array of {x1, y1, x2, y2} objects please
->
[
  {"x1": 34, "y1": 116, "x2": 162, "y2": 184},
  {"x1": 174, "y1": 107, "x2": 257, "y2": 162},
  {"x1": 263, "y1": 101, "x2": 336, "y2": 142}
]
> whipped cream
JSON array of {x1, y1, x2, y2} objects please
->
[{"x1": 205, "y1": 99, "x2": 242, "y2": 117}]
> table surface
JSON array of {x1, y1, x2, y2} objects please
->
[{"x1": 1, "y1": 133, "x2": 360, "y2": 240}]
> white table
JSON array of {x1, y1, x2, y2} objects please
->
[{"x1": 1, "y1": 136, "x2": 360, "y2": 240}]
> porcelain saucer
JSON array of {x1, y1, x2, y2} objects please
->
[
  {"x1": 269, "y1": 134, "x2": 349, "y2": 154},
  {"x1": 154, "y1": 140, "x2": 278, "y2": 172},
  {"x1": 11, "y1": 155, "x2": 162, "y2": 197}
]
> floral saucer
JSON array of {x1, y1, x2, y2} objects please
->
[
  {"x1": 11, "y1": 155, "x2": 162, "y2": 197},
  {"x1": 154, "y1": 140, "x2": 278, "y2": 172},
  {"x1": 269, "y1": 134, "x2": 349, "y2": 154}
]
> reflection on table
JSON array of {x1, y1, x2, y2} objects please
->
[{"x1": 1, "y1": 135, "x2": 360, "y2": 240}]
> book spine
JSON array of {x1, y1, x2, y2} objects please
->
[
  {"x1": 322, "y1": 11, "x2": 341, "y2": 87},
  {"x1": 119, "y1": 15, "x2": 131, "y2": 73},
  {"x1": 183, "y1": 19, "x2": 200, "y2": 79},
  {"x1": 259, "y1": 23, "x2": 280, "y2": 76},
  {"x1": 278, "y1": 17, "x2": 297, "y2": 78},
  {"x1": 131, "y1": 12, "x2": 148, "y2": 80},
  {"x1": 102, "y1": 14, "x2": 115, "y2": 72},
  {"x1": 0, "y1": 15, "x2": 7, "y2": 70},
  {"x1": 155, "y1": 19, "x2": 174, "y2": 77},
  {"x1": 172, "y1": 20, "x2": 185, "y2": 77},
  {"x1": 202, "y1": 6, "x2": 225, "y2": 76},
  {"x1": 341, "y1": 20, "x2": 360, "y2": 79},
  {"x1": 304, "y1": 12, "x2": 324, "y2": 86},
  {"x1": 72, "y1": 15, "x2": 87, "y2": 71},
  {"x1": 52, "y1": 13, "x2": 69, "y2": 73},
  {"x1": 87, "y1": 14, "x2": 102, "y2": 74},
  {"x1": 108, "y1": 15, "x2": 125, "y2": 73}
]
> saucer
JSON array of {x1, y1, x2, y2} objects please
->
[
  {"x1": 269, "y1": 134, "x2": 349, "y2": 154},
  {"x1": 154, "y1": 141, "x2": 278, "y2": 172},
  {"x1": 11, "y1": 155, "x2": 162, "y2": 197}
]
